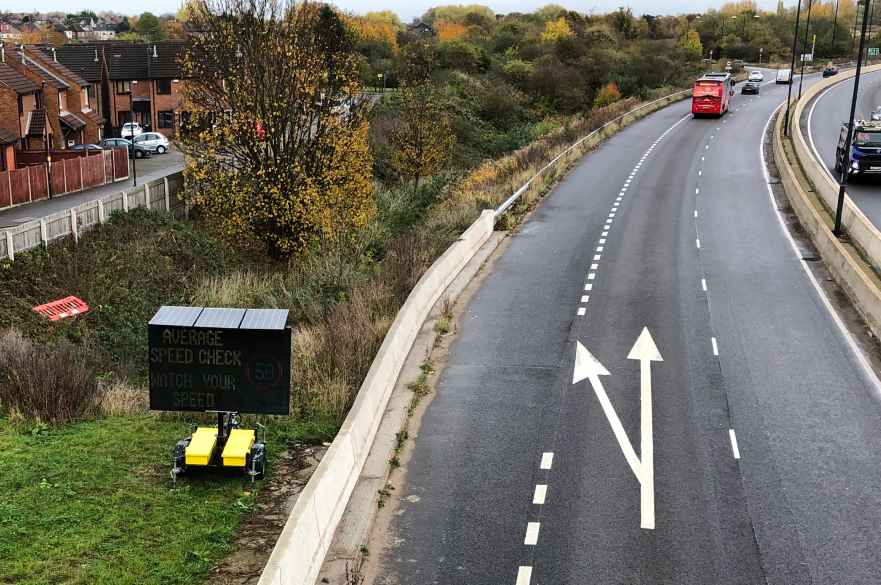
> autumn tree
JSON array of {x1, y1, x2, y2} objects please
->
[
  {"x1": 179, "y1": 0, "x2": 374, "y2": 258},
  {"x1": 540, "y1": 17, "x2": 574, "y2": 42},
  {"x1": 680, "y1": 29, "x2": 703, "y2": 56},
  {"x1": 388, "y1": 46, "x2": 454, "y2": 193}
]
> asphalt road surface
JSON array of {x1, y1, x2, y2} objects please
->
[
  {"x1": 369, "y1": 71, "x2": 881, "y2": 585},
  {"x1": 805, "y1": 68, "x2": 881, "y2": 230}
]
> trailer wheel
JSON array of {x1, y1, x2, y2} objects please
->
[{"x1": 247, "y1": 442, "x2": 266, "y2": 480}]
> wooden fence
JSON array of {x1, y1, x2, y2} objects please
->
[
  {"x1": 0, "y1": 149, "x2": 129, "y2": 210},
  {"x1": 0, "y1": 171, "x2": 185, "y2": 262}
]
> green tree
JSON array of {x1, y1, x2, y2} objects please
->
[
  {"x1": 680, "y1": 29, "x2": 703, "y2": 56},
  {"x1": 389, "y1": 85, "x2": 454, "y2": 194},
  {"x1": 135, "y1": 12, "x2": 166, "y2": 41},
  {"x1": 179, "y1": 0, "x2": 374, "y2": 258}
]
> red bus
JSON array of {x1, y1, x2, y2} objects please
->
[{"x1": 692, "y1": 73, "x2": 734, "y2": 117}]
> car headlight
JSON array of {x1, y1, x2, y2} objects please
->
[{"x1": 852, "y1": 160, "x2": 861, "y2": 170}]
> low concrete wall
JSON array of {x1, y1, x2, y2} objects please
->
[
  {"x1": 257, "y1": 209, "x2": 496, "y2": 585},
  {"x1": 790, "y1": 63, "x2": 881, "y2": 269},
  {"x1": 775, "y1": 94, "x2": 881, "y2": 340}
]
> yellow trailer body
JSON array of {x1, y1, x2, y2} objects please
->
[
  {"x1": 221, "y1": 429, "x2": 255, "y2": 467},
  {"x1": 185, "y1": 427, "x2": 218, "y2": 466}
]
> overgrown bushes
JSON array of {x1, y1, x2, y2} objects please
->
[{"x1": 0, "y1": 329, "x2": 99, "y2": 424}]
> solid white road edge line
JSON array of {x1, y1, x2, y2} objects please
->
[
  {"x1": 761, "y1": 100, "x2": 881, "y2": 396},
  {"x1": 729, "y1": 429, "x2": 741, "y2": 460}
]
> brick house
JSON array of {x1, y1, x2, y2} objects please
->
[
  {"x1": 0, "y1": 48, "x2": 45, "y2": 159},
  {"x1": 28, "y1": 47, "x2": 102, "y2": 143},
  {"x1": 53, "y1": 41, "x2": 189, "y2": 139},
  {"x1": 44, "y1": 44, "x2": 107, "y2": 135}
]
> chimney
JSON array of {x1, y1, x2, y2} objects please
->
[
  {"x1": 152, "y1": 44, "x2": 158, "y2": 58},
  {"x1": 52, "y1": 47, "x2": 57, "y2": 62}
]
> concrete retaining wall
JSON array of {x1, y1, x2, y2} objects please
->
[
  {"x1": 774, "y1": 93, "x2": 881, "y2": 341},
  {"x1": 257, "y1": 209, "x2": 496, "y2": 585},
  {"x1": 790, "y1": 63, "x2": 881, "y2": 269}
]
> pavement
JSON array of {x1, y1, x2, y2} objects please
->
[
  {"x1": 0, "y1": 147, "x2": 184, "y2": 226},
  {"x1": 804, "y1": 67, "x2": 881, "y2": 230},
  {"x1": 366, "y1": 70, "x2": 881, "y2": 585}
]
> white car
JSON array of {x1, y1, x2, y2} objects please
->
[
  {"x1": 748, "y1": 70, "x2": 764, "y2": 82},
  {"x1": 776, "y1": 69, "x2": 792, "y2": 84},
  {"x1": 120, "y1": 122, "x2": 144, "y2": 139},
  {"x1": 133, "y1": 132, "x2": 170, "y2": 154}
]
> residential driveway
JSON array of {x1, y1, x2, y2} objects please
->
[{"x1": 0, "y1": 146, "x2": 185, "y2": 227}]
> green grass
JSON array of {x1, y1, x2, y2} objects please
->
[{"x1": 0, "y1": 415, "x2": 249, "y2": 585}]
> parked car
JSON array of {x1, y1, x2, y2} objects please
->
[
  {"x1": 823, "y1": 66, "x2": 839, "y2": 78},
  {"x1": 741, "y1": 81, "x2": 760, "y2": 95},
  {"x1": 776, "y1": 69, "x2": 792, "y2": 84},
  {"x1": 120, "y1": 122, "x2": 144, "y2": 139},
  {"x1": 748, "y1": 70, "x2": 764, "y2": 82},
  {"x1": 69, "y1": 143, "x2": 103, "y2": 152},
  {"x1": 132, "y1": 132, "x2": 170, "y2": 154},
  {"x1": 100, "y1": 137, "x2": 152, "y2": 159}
]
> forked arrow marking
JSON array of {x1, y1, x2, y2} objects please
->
[{"x1": 573, "y1": 327, "x2": 663, "y2": 530}]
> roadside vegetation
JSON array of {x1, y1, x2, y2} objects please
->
[{"x1": 2, "y1": 0, "x2": 863, "y2": 583}]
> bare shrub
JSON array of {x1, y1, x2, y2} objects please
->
[
  {"x1": 0, "y1": 329, "x2": 99, "y2": 424},
  {"x1": 97, "y1": 379, "x2": 148, "y2": 416}
]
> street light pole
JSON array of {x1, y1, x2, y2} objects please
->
[
  {"x1": 785, "y1": 0, "x2": 804, "y2": 136},
  {"x1": 834, "y1": 0, "x2": 873, "y2": 236},
  {"x1": 797, "y1": 0, "x2": 814, "y2": 104}
]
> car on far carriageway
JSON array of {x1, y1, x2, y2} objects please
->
[
  {"x1": 823, "y1": 65, "x2": 839, "y2": 78},
  {"x1": 748, "y1": 70, "x2": 764, "y2": 82},
  {"x1": 741, "y1": 81, "x2": 760, "y2": 95},
  {"x1": 836, "y1": 120, "x2": 881, "y2": 177}
]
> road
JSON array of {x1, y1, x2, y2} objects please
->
[
  {"x1": 367, "y1": 71, "x2": 881, "y2": 585},
  {"x1": 0, "y1": 147, "x2": 183, "y2": 227},
  {"x1": 805, "y1": 68, "x2": 881, "y2": 230}
]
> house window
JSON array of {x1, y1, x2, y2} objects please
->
[
  {"x1": 156, "y1": 79, "x2": 172, "y2": 95},
  {"x1": 82, "y1": 87, "x2": 89, "y2": 107},
  {"x1": 114, "y1": 81, "x2": 131, "y2": 94},
  {"x1": 87, "y1": 84, "x2": 97, "y2": 104},
  {"x1": 118, "y1": 111, "x2": 131, "y2": 126},
  {"x1": 158, "y1": 110, "x2": 174, "y2": 129}
]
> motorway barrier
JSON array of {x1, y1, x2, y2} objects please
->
[
  {"x1": 258, "y1": 86, "x2": 695, "y2": 585},
  {"x1": 789, "y1": 62, "x2": 881, "y2": 273},
  {"x1": 775, "y1": 77, "x2": 881, "y2": 340}
]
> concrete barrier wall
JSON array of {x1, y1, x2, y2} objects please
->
[
  {"x1": 775, "y1": 92, "x2": 881, "y2": 340},
  {"x1": 257, "y1": 209, "x2": 496, "y2": 585},
  {"x1": 790, "y1": 63, "x2": 881, "y2": 269}
]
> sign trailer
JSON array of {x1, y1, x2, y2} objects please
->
[{"x1": 149, "y1": 306, "x2": 291, "y2": 482}]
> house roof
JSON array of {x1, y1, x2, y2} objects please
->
[
  {"x1": 50, "y1": 45, "x2": 104, "y2": 82},
  {"x1": 29, "y1": 49, "x2": 89, "y2": 87},
  {"x1": 0, "y1": 127, "x2": 17, "y2": 145},
  {"x1": 106, "y1": 41, "x2": 186, "y2": 80},
  {"x1": 81, "y1": 107, "x2": 102, "y2": 125},
  {"x1": 18, "y1": 53, "x2": 68, "y2": 90},
  {"x1": 0, "y1": 63, "x2": 39, "y2": 95},
  {"x1": 60, "y1": 111, "x2": 86, "y2": 131}
]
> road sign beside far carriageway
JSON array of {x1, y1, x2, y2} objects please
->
[
  {"x1": 869, "y1": 48, "x2": 880, "y2": 57},
  {"x1": 148, "y1": 306, "x2": 291, "y2": 415}
]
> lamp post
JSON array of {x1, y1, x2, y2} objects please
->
[
  {"x1": 834, "y1": 0, "x2": 873, "y2": 236},
  {"x1": 797, "y1": 0, "x2": 814, "y2": 105},
  {"x1": 785, "y1": 0, "x2": 804, "y2": 136}
]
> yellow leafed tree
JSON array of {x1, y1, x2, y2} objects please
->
[
  {"x1": 436, "y1": 19, "x2": 468, "y2": 41},
  {"x1": 179, "y1": 0, "x2": 374, "y2": 258},
  {"x1": 540, "y1": 17, "x2": 574, "y2": 42}
]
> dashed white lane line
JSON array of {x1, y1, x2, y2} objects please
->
[
  {"x1": 711, "y1": 337, "x2": 719, "y2": 356},
  {"x1": 516, "y1": 566, "x2": 533, "y2": 585},
  {"x1": 695, "y1": 188, "x2": 700, "y2": 195},
  {"x1": 694, "y1": 210, "x2": 698, "y2": 219},
  {"x1": 599, "y1": 238, "x2": 606, "y2": 244},
  {"x1": 590, "y1": 263, "x2": 599, "y2": 270},
  {"x1": 540, "y1": 452, "x2": 554, "y2": 469},
  {"x1": 695, "y1": 238, "x2": 701, "y2": 249},
  {"x1": 698, "y1": 170, "x2": 702, "y2": 176},
  {"x1": 729, "y1": 429, "x2": 741, "y2": 460},
  {"x1": 701, "y1": 156, "x2": 705, "y2": 162},
  {"x1": 701, "y1": 278, "x2": 708, "y2": 292},
  {"x1": 580, "y1": 295, "x2": 590, "y2": 303},
  {"x1": 577, "y1": 307, "x2": 586, "y2": 316},
  {"x1": 593, "y1": 254, "x2": 601, "y2": 260},
  {"x1": 532, "y1": 484, "x2": 548, "y2": 505},
  {"x1": 596, "y1": 246, "x2": 604, "y2": 252},
  {"x1": 524, "y1": 522, "x2": 541, "y2": 545},
  {"x1": 601, "y1": 231, "x2": 608, "y2": 236},
  {"x1": 584, "y1": 283, "x2": 593, "y2": 291}
]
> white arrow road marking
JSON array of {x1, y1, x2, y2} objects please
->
[{"x1": 573, "y1": 327, "x2": 663, "y2": 530}]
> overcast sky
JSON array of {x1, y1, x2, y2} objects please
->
[{"x1": 15, "y1": 1, "x2": 783, "y2": 22}]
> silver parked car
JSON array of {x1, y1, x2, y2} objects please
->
[{"x1": 133, "y1": 132, "x2": 170, "y2": 154}]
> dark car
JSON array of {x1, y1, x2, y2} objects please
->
[
  {"x1": 100, "y1": 137, "x2": 152, "y2": 159},
  {"x1": 836, "y1": 121, "x2": 881, "y2": 177},
  {"x1": 741, "y1": 81, "x2": 760, "y2": 95},
  {"x1": 69, "y1": 143, "x2": 103, "y2": 152},
  {"x1": 823, "y1": 66, "x2": 839, "y2": 78}
]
